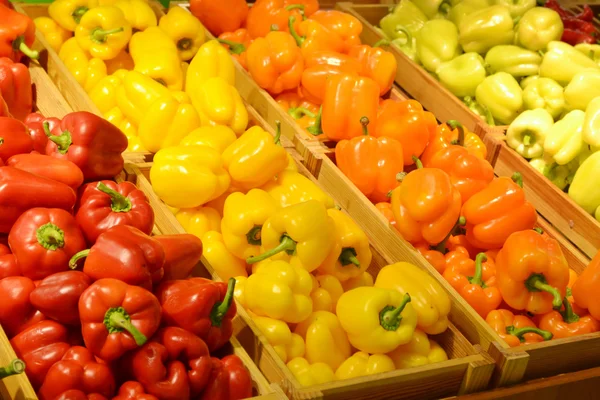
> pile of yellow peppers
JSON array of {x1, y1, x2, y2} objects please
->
[{"x1": 36, "y1": 0, "x2": 214, "y2": 153}]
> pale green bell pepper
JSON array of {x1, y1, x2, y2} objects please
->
[
  {"x1": 475, "y1": 72, "x2": 523, "y2": 125},
  {"x1": 522, "y1": 77, "x2": 565, "y2": 120},
  {"x1": 529, "y1": 155, "x2": 577, "y2": 191},
  {"x1": 575, "y1": 43, "x2": 600, "y2": 67},
  {"x1": 458, "y1": 5, "x2": 515, "y2": 54},
  {"x1": 448, "y1": 0, "x2": 492, "y2": 26},
  {"x1": 485, "y1": 45, "x2": 542, "y2": 78},
  {"x1": 539, "y1": 41, "x2": 600, "y2": 86},
  {"x1": 583, "y1": 97, "x2": 600, "y2": 147},
  {"x1": 412, "y1": 0, "x2": 451, "y2": 18},
  {"x1": 568, "y1": 150, "x2": 600, "y2": 218},
  {"x1": 564, "y1": 69, "x2": 600, "y2": 111},
  {"x1": 416, "y1": 20, "x2": 462, "y2": 73},
  {"x1": 520, "y1": 75, "x2": 539, "y2": 89},
  {"x1": 506, "y1": 108, "x2": 554, "y2": 159},
  {"x1": 391, "y1": 27, "x2": 420, "y2": 64},
  {"x1": 515, "y1": 7, "x2": 564, "y2": 52},
  {"x1": 494, "y1": 0, "x2": 535, "y2": 18},
  {"x1": 380, "y1": 0, "x2": 429, "y2": 39},
  {"x1": 544, "y1": 109, "x2": 585, "y2": 165},
  {"x1": 464, "y1": 96, "x2": 495, "y2": 125},
  {"x1": 436, "y1": 52, "x2": 487, "y2": 97}
]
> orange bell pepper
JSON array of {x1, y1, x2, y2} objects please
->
[
  {"x1": 373, "y1": 99, "x2": 434, "y2": 166},
  {"x1": 276, "y1": 91, "x2": 319, "y2": 134},
  {"x1": 461, "y1": 174, "x2": 537, "y2": 249},
  {"x1": 486, "y1": 309, "x2": 553, "y2": 347},
  {"x1": 246, "y1": 31, "x2": 304, "y2": 95},
  {"x1": 537, "y1": 297, "x2": 600, "y2": 339},
  {"x1": 496, "y1": 229, "x2": 570, "y2": 315},
  {"x1": 447, "y1": 234, "x2": 482, "y2": 259},
  {"x1": 218, "y1": 28, "x2": 253, "y2": 70},
  {"x1": 421, "y1": 122, "x2": 487, "y2": 165},
  {"x1": 309, "y1": 10, "x2": 362, "y2": 53},
  {"x1": 375, "y1": 202, "x2": 396, "y2": 229},
  {"x1": 572, "y1": 251, "x2": 600, "y2": 321},
  {"x1": 289, "y1": 17, "x2": 344, "y2": 58},
  {"x1": 566, "y1": 270, "x2": 586, "y2": 316},
  {"x1": 190, "y1": 0, "x2": 248, "y2": 36},
  {"x1": 246, "y1": 0, "x2": 318, "y2": 39},
  {"x1": 390, "y1": 159, "x2": 462, "y2": 246},
  {"x1": 335, "y1": 117, "x2": 404, "y2": 203},
  {"x1": 348, "y1": 41, "x2": 397, "y2": 96},
  {"x1": 415, "y1": 245, "x2": 446, "y2": 274}
]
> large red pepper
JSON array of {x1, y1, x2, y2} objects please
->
[
  {"x1": 0, "y1": 243, "x2": 19, "y2": 278},
  {"x1": 70, "y1": 225, "x2": 165, "y2": 290},
  {"x1": 0, "y1": 276, "x2": 45, "y2": 338},
  {"x1": 9, "y1": 208, "x2": 87, "y2": 280},
  {"x1": 0, "y1": 117, "x2": 33, "y2": 162},
  {"x1": 0, "y1": 4, "x2": 39, "y2": 62},
  {"x1": 114, "y1": 382, "x2": 159, "y2": 400},
  {"x1": 56, "y1": 390, "x2": 108, "y2": 400},
  {"x1": 155, "y1": 278, "x2": 236, "y2": 352},
  {"x1": 30, "y1": 271, "x2": 91, "y2": 325},
  {"x1": 38, "y1": 346, "x2": 116, "y2": 400},
  {"x1": 76, "y1": 181, "x2": 154, "y2": 244},
  {"x1": 45, "y1": 112, "x2": 128, "y2": 181},
  {"x1": 0, "y1": 58, "x2": 33, "y2": 120},
  {"x1": 155, "y1": 234, "x2": 203, "y2": 281},
  {"x1": 200, "y1": 355, "x2": 253, "y2": 400},
  {"x1": 24, "y1": 112, "x2": 61, "y2": 154},
  {"x1": 7, "y1": 153, "x2": 84, "y2": 191},
  {"x1": 79, "y1": 278, "x2": 162, "y2": 361},
  {"x1": 0, "y1": 167, "x2": 77, "y2": 233}
]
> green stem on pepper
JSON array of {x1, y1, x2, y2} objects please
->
[
  {"x1": 104, "y1": 306, "x2": 147, "y2": 346},
  {"x1": 0, "y1": 359, "x2": 25, "y2": 379},
  {"x1": 69, "y1": 249, "x2": 90, "y2": 269},
  {"x1": 97, "y1": 182, "x2": 132, "y2": 213},
  {"x1": 210, "y1": 278, "x2": 236, "y2": 327},
  {"x1": 380, "y1": 293, "x2": 411, "y2": 331},
  {"x1": 246, "y1": 234, "x2": 297, "y2": 264}
]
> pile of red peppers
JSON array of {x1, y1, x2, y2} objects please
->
[{"x1": 544, "y1": 0, "x2": 599, "y2": 45}]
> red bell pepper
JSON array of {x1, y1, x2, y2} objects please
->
[
  {"x1": 0, "y1": 4, "x2": 39, "y2": 62},
  {"x1": 7, "y1": 153, "x2": 84, "y2": 191},
  {"x1": 0, "y1": 93, "x2": 10, "y2": 118},
  {"x1": 156, "y1": 278, "x2": 236, "y2": 352},
  {"x1": 30, "y1": 271, "x2": 91, "y2": 325},
  {"x1": 44, "y1": 112, "x2": 128, "y2": 181},
  {"x1": 200, "y1": 355, "x2": 253, "y2": 400},
  {"x1": 79, "y1": 278, "x2": 162, "y2": 361},
  {"x1": 38, "y1": 346, "x2": 116, "y2": 400},
  {"x1": 0, "y1": 117, "x2": 33, "y2": 162},
  {"x1": 9, "y1": 208, "x2": 87, "y2": 280},
  {"x1": 56, "y1": 390, "x2": 108, "y2": 400},
  {"x1": 0, "y1": 58, "x2": 33, "y2": 120},
  {"x1": 0, "y1": 244, "x2": 19, "y2": 278},
  {"x1": 24, "y1": 112, "x2": 61, "y2": 153},
  {"x1": 128, "y1": 327, "x2": 212, "y2": 400},
  {"x1": 70, "y1": 225, "x2": 165, "y2": 290},
  {"x1": 155, "y1": 234, "x2": 203, "y2": 281},
  {"x1": 0, "y1": 276, "x2": 45, "y2": 338},
  {"x1": 561, "y1": 16, "x2": 597, "y2": 35},
  {"x1": 0, "y1": 359, "x2": 25, "y2": 379},
  {"x1": 0, "y1": 167, "x2": 77, "y2": 233},
  {"x1": 114, "y1": 382, "x2": 159, "y2": 400},
  {"x1": 76, "y1": 181, "x2": 154, "y2": 244},
  {"x1": 575, "y1": 4, "x2": 594, "y2": 21}
]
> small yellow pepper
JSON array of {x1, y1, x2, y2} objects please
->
[
  {"x1": 112, "y1": 0, "x2": 157, "y2": 31},
  {"x1": 202, "y1": 231, "x2": 247, "y2": 282},
  {"x1": 287, "y1": 357, "x2": 336, "y2": 387},
  {"x1": 34, "y1": 17, "x2": 72, "y2": 52},
  {"x1": 175, "y1": 206, "x2": 221, "y2": 238},
  {"x1": 48, "y1": 0, "x2": 99, "y2": 32},
  {"x1": 194, "y1": 77, "x2": 249, "y2": 136},
  {"x1": 103, "y1": 106, "x2": 142, "y2": 152},
  {"x1": 261, "y1": 170, "x2": 335, "y2": 209},
  {"x1": 88, "y1": 69, "x2": 127, "y2": 113},
  {"x1": 285, "y1": 153, "x2": 298, "y2": 172},
  {"x1": 181, "y1": 61, "x2": 189, "y2": 88},
  {"x1": 179, "y1": 125, "x2": 238, "y2": 153},
  {"x1": 59, "y1": 37, "x2": 107, "y2": 93},
  {"x1": 186, "y1": 40, "x2": 235, "y2": 104},
  {"x1": 105, "y1": 50, "x2": 133, "y2": 74},
  {"x1": 116, "y1": 70, "x2": 172, "y2": 126},
  {"x1": 310, "y1": 274, "x2": 344, "y2": 313},
  {"x1": 159, "y1": 6, "x2": 206, "y2": 61},
  {"x1": 341, "y1": 272, "x2": 374, "y2": 292},
  {"x1": 204, "y1": 189, "x2": 234, "y2": 216},
  {"x1": 74, "y1": 6, "x2": 132, "y2": 60},
  {"x1": 387, "y1": 329, "x2": 448, "y2": 369},
  {"x1": 251, "y1": 313, "x2": 305, "y2": 363},
  {"x1": 335, "y1": 352, "x2": 395, "y2": 380}
]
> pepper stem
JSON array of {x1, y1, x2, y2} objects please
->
[
  {"x1": 69, "y1": 249, "x2": 90, "y2": 269},
  {"x1": 506, "y1": 325, "x2": 553, "y2": 342},
  {"x1": 246, "y1": 234, "x2": 297, "y2": 264},
  {"x1": 525, "y1": 273, "x2": 564, "y2": 309},
  {"x1": 373, "y1": 39, "x2": 390, "y2": 48},
  {"x1": 0, "y1": 359, "x2": 25, "y2": 379},
  {"x1": 511, "y1": 172, "x2": 524, "y2": 188},
  {"x1": 288, "y1": 16, "x2": 304, "y2": 47},
  {"x1": 36, "y1": 223, "x2": 65, "y2": 251},
  {"x1": 412, "y1": 156, "x2": 423, "y2": 169},
  {"x1": 13, "y1": 36, "x2": 39, "y2": 60},
  {"x1": 91, "y1": 27, "x2": 124, "y2": 44},
  {"x1": 360, "y1": 116, "x2": 369, "y2": 135},
  {"x1": 468, "y1": 253, "x2": 487, "y2": 287},
  {"x1": 288, "y1": 107, "x2": 316, "y2": 120},
  {"x1": 522, "y1": 133, "x2": 532, "y2": 146},
  {"x1": 394, "y1": 26, "x2": 412, "y2": 44},
  {"x1": 307, "y1": 106, "x2": 323, "y2": 136},
  {"x1": 560, "y1": 297, "x2": 580, "y2": 324},
  {"x1": 285, "y1": 4, "x2": 305, "y2": 14},
  {"x1": 210, "y1": 278, "x2": 236, "y2": 327},
  {"x1": 380, "y1": 293, "x2": 411, "y2": 331},
  {"x1": 71, "y1": 6, "x2": 88, "y2": 24},
  {"x1": 97, "y1": 182, "x2": 132, "y2": 212},
  {"x1": 47, "y1": 129, "x2": 72, "y2": 155},
  {"x1": 104, "y1": 307, "x2": 147, "y2": 346},
  {"x1": 534, "y1": 227, "x2": 544, "y2": 234},
  {"x1": 246, "y1": 225, "x2": 262, "y2": 245},
  {"x1": 43, "y1": 122, "x2": 53, "y2": 137},
  {"x1": 434, "y1": 216, "x2": 466, "y2": 253},
  {"x1": 217, "y1": 39, "x2": 246, "y2": 55},
  {"x1": 273, "y1": 120, "x2": 282, "y2": 145},
  {"x1": 339, "y1": 247, "x2": 360, "y2": 267},
  {"x1": 446, "y1": 120, "x2": 464, "y2": 147}
]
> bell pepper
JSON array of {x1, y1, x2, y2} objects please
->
[
  {"x1": 48, "y1": 0, "x2": 97, "y2": 32},
  {"x1": 391, "y1": 28, "x2": 420, "y2": 64},
  {"x1": 287, "y1": 357, "x2": 336, "y2": 387},
  {"x1": 448, "y1": 0, "x2": 491, "y2": 27},
  {"x1": 529, "y1": 155, "x2": 576, "y2": 191},
  {"x1": 294, "y1": 311, "x2": 351, "y2": 370},
  {"x1": 176, "y1": 206, "x2": 221, "y2": 238},
  {"x1": 506, "y1": 108, "x2": 554, "y2": 159},
  {"x1": 202, "y1": 231, "x2": 248, "y2": 282},
  {"x1": 104, "y1": 107, "x2": 141, "y2": 152},
  {"x1": 30, "y1": 271, "x2": 90, "y2": 325},
  {"x1": 387, "y1": 329, "x2": 448, "y2": 369},
  {"x1": 564, "y1": 69, "x2": 600, "y2": 111},
  {"x1": 380, "y1": 0, "x2": 428, "y2": 39},
  {"x1": 348, "y1": 42, "x2": 397, "y2": 96},
  {"x1": 251, "y1": 313, "x2": 305, "y2": 362},
  {"x1": 154, "y1": 234, "x2": 203, "y2": 282},
  {"x1": 243, "y1": 259, "x2": 313, "y2": 323},
  {"x1": 150, "y1": 145, "x2": 230, "y2": 209},
  {"x1": 412, "y1": 0, "x2": 450, "y2": 18},
  {"x1": 261, "y1": 170, "x2": 335, "y2": 208},
  {"x1": 74, "y1": 6, "x2": 132, "y2": 60},
  {"x1": 8, "y1": 154, "x2": 83, "y2": 193},
  {"x1": 310, "y1": 274, "x2": 343, "y2": 312},
  {"x1": 583, "y1": 97, "x2": 600, "y2": 147},
  {"x1": 288, "y1": 103, "x2": 320, "y2": 133},
  {"x1": 245, "y1": 0, "x2": 307, "y2": 38},
  {"x1": 515, "y1": 7, "x2": 564, "y2": 51},
  {"x1": 114, "y1": 381, "x2": 160, "y2": 400},
  {"x1": 23, "y1": 113, "x2": 61, "y2": 154},
  {"x1": 115, "y1": 70, "x2": 172, "y2": 125},
  {"x1": 568, "y1": 151, "x2": 600, "y2": 217},
  {"x1": 0, "y1": 4, "x2": 39, "y2": 61},
  {"x1": 336, "y1": 117, "x2": 405, "y2": 203},
  {"x1": 199, "y1": 355, "x2": 253, "y2": 400},
  {"x1": 537, "y1": 297, "x2": 600, "y2": 339},
  {"x1": 341, "y1": 271, "x2": 374, "y2": 292},
  {"x1": 310, "y1": 10, "x2": 361, "y2": 53},
  {"x1": 59, "y1": 38, "x2": 108, "y2": 93},
  {"x1": 335, "y1": 352, "x2": 395, "y2": 380},
  {"x1": 190, "y1": 0, "x2": 248, "y2": 37},
  {"x1": 0, "y1": 276, "x2": 45, "y2": 338},
  {"x1": 475, "y1": 72, "x2": 523, "y2": 125},
  {"x1": 421, "y1": 121, "x2": 487, "y2": 164},
  {"x1": 494, "y1": 0, "x2": 534, "y2": 17},
  {"x1": 544, "y1": 109, "x2": 585, "y2": 165},
  {"x1": 194, "y1": 77, "x2": 249, "y2": 136},
  {"x1": 458, "y1": 5, "x2": 514, "y2": 54},
  {"x1": 575, "y1": 43, "x2": 600, "y2": 67},
  {"x1": 218, "y1": 29, "x2": 253, "y2": 70},
  {"x1": 180, "y1": 125, "x2": 238, "y2": 154},
  {"x1": 289, "y1": 16, "x2": 344, "y2": 59},
  {"x1": 159, "y1": 6, "x2": 205, "y2": 62},
  {"x1": 376, "y1": 201, "x2": 397, "y2": 228},
  {"x1": 247, "y1": 200, "x2": 335, "y2": 272},
  {"x1": 10, "y1": 320, "x2": 74, "y2": 388},
  {"x1": 521, "y1": 77, "x2": 565, "y2": 120},
  {"x1": 436, "y1": 52, "x2": 486, "y2": 98},
  {"x1": 0, "y1": 58, "x2": 33, "y2": 121},
  {"x1": 416, "y1": 20, "x2": 461, "y2": 73},
  {"x1": 486, "y1": 309, "x2": 553, "y2": 346},
  {"x1": 0, "y1": 167, "x2": 77, "y2": 233},
  {"x1": 0, "y1": 94, "x2": 9, "y2": 119},
  {"x1": 70, "y1": 225, "x2": 165, "y2": 290},
  {"x1": 0, "y1": 248, "x2": 19, "y2": 279},
  {"x1": 88, "y1": 70, "x2": 123, "y2": 113},
  {"x1": 112, "y1": 0, "x2": 156, "y2": 32},
  {"x1": 34, "y1": 17, "x2": 72, "y2": 53},
  {"x1": 375, "y1": 262, "x2": 450, "y2": 335},
  {"x1": 186, "y1": 40, "x2": 235, "y2": 106},
  {"x1": 573, "y1": 251, "x2": 600, "y2": 320},
  {"x1": 540, "y1": 41, "x2": 599, "y2": 86},
  {"x1": 0, "y1": 117, "x2": 33, "y2": 162},
  {"x1": 129, "y1": 27, "x2": 183, "y2": 91},
  {"x1": 485, "y1": 45, "x2": 541, "y2": 78},
  {"x1": 39, "y1": 346, "x2": 116, "y2": 400}
]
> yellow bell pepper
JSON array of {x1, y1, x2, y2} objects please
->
[
  {"x1": 336, "y1": 286, "x2": 417, "y2": 354},
  {"x1": 186, "y1": 40, "x2": 235, "y2": 104},
  {"x1": 294, "y1": 311, "x2": 351, "y2": 370},
  {"x1": 285, "y1": 153, "x2": 298, "y2": 172},
  {"x1": 112, "y1": 0, "x2": 157, "y2": 31},
  {"x1": 222, "y1": 122, "x2": 287, "y2": 190},
  {"x1": 179, "y1": 126, "x2": 238, "y2": 153},
  {"x1": 115, "y1": 70, "x2": 174, "y2": 125},
  {"x1": 150, "y1": 145, "x2": 231, "y2": 209},
  {"x1": 103, "y1": 106, "x2": 142, "y2": 152},
  {"x1": 129, "y1": 27, "x2": 184, "y2": 90},
  {"x1": 375, "y1": 262, "x2": 451, "y2": 335},
  {"x1": 247, "y1": 200, "x2": 335, "y2": 272},
  {"x1": 287, "y1": 357, "x2": 336, "y2": 387},
  {"x1": 341, "y1": 271, "x2": 374, "y2": 292},
  {"x1": 48, "y1": 0, "x2": 99, "y2": 32},
  {"x1": 243, "y1": 260, "x2": 313, "y2": 323},
  {"x1": 74, "y1": 6, "x2": 132, "y2": 60},
  {"x1": 387, "y1": 329, "x2": 448, "y2": 369},
  {"x1": 175, "y1": 206, "x2": 221, "y2": 238},
  {"x1": 88, "y1": 69, "x2": 127, "y2": 113},
  {"x1": 193, "y1": 77, "x2": 249, "y2": 136},
  {"x1": 221, "y1": 189, "x2": 279, "y2": 260},
  {"x1": 59, "y1": 37, "x2": 107, "y2": 93},
  {"x1": 335, "y1": 352, "x2": 395, "y2": 380},
  {"x1": 34, "y1": 17, "x2": 72, "y2": 52},
  {"x1": 181, "y1": 61, "x2": 189, "y2": 88},
  {"x1": 105, "y1": 50, "x2": 133, "y2": 74},
  {"x1": 261, "y1": 170, "x2": 335, "y2": 209},
  {"x1": 318, "y1": 209, "x2": 372, "y2": 282},
  {"x1": 158, "y1": 6, "x2": 206, "y2": 61},
  {"x1": 310, "y1": 274, "x2": 344, "y2": 312},
  {"x1": 201, "y1": 231, "x2": 247, "y2": 281},
  {"x1": 204, "y1": 189, "x2": 235, "y2": 216},
  {"x1": 251, "y1": 313, "x2": 305, "y2": 363}
]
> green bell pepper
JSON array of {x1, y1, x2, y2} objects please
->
[
  {"x1": 522, "y1": 77, "x2": 565, "y2": 120},
  {"x1": 380, "y1": 0, "x2": 429, "y2": 39},
  {"x1": 494, "y1": 0, "x2": 535, "y2": 18},
  {"x1": 564, "y1": 69, "x2": 600, "y2": 111},
  {"x1": 436, "y1": 52, "x2": 487, "y2": 97},
  {"x1": 529, "y1": 155, "x2": 576, "y2": 191},
  {"x1": 575, "y1": 43, "x2": 600, "y2": 67},
  {"x1": 506, "y1": 108, "x2": 554, "y2": 158},
  {"x1": 569, "y1": 150, "x2": 600, "y2": 218},
  {"x1": 475, "y1": 72, "x2": 523, "y2": 125},
  {"x1": 539, "y1": 41, "x2": 600, "y2": 86},
  {"x1": 544, "y1": 109, "x2": 585, "y2": 165},
  {"x1": 458, "y1": 5, "x2": 515, "y2": 54},
  {"x1": 484, "y1": 45, "x2": 541, "y2": 78},
  {"x1": 464, "y1": 96, "x2": 495, "y2": 125},
  {"x1": 416, "y1": 20, "x2": 462, "y2": 73},
  {"x1": 413, "y1": 0, "x2": 451, "y2": 18},
  {"x1": 391, "y1": 27, "x2": 420, "y2": 64},
  {"x1": 448, "y1": 0, "x2": 491, "y2": 26},
  {"x1": 583, "y1": 97, "x2": 600, "y2": 147}
]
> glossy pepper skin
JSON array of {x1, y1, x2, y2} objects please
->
[
  {"x1": 251, "y1": 313, "x2": 305, "y2": 363},
  {"x1": 48, "y1": 0, "x2": 99, "y2": 32},
  {"x1": 387, "y1": 329, "x2": 448, "y2": 369},
  {"x1": 485, "y1": 45, "x2": 542, "y2": 78},
  {"x1": 59, "y1": 38, "x2": 108, "y2": 93},
  {"x1": 112, "y1": 0, "x2": 156, "y2": 32},
  {"x1": 335, "y1": 352, "x2": 395, "y2": 380},
  {"x1": 537, "y1": 297, "x2": 600, "y2": 339},
  {"x1": 261, "y1": 170, "x2": 335, "y2": 209},
  {"x1": 180, "y1": 125, "x2": 238, "y2": 154},
  {"x1": 475, "y1": 72, "x2": 523, "y2": 125},
  {"x1": 200, "y1": 355, "x2": 253, "y2": 400},
  {"x1": 202, "y1": 231, "x2": 248, "y2": 282},
  {"x1": 348, "y1": 42, "x2": 397, "y2": 96},
  {"x1": 0, "y1": 245, "x2": 19, "y2": 279},
  {"x1": 74, "y1": 6, "x2": 132, "y2": 60},
  {"x1": 218, "y1": 29, "x2": 252, "y2": 70},
  {"x1": 0, "y1": 117, "x2": 33, "y2": 162},
  {"x1": 35, "y1": 16, "x2": 71, "y2": 52},
  {"x1": 30, "y1": 271, "x2": 91, "y2": 325},
  {"x1": 245, "y1": 0, "x2": 315, "y2": 39},
  {"x1": 289, "y1": 16, "x2": 344, "y2": 59},
  {"x1": 486, "y1": 309, "x2": 552, "y2": 347},
  {"x1": 310, "y1": 10, "x2": 362, "y2": 53},
  {"x1": 539, "y1": 41, "x2": 599, "y2": 87},
  {"x1": 416, "y1": 20, "x2": 462, "y2": 73},
  {"x1": 459, "y1": 5, "x2": 514, "y2": 54},
  {"x1": 193, "y1": 77, "x2": 247, "y2": 136},
  {"x1": 521, "y1": 78, "x2": 565, "y2": 121},
  {"x1": 0, "y1": 276, "x2": 45, "y2": 338},
  {"x1": 116, "y1": 70, "x2": 173, "y2": 126},
  {"x1": 436, "y1": 52, "x2": 487, "y2": 98},
  {"x1": 0, "y1": 4, "x2": 39, "y2": 62},
  {"x1": 79, "y1": 278, "x2": 161, "y2": 361},
  {"x1": 175, "y1": 206, "x2": 221, "y2": 238},
  {"x1": 7, "y1": 154, "x2": 84, "y2": 191},
  {"x1": 380, "y1": 0, "x2": 428, "y2": 39},
  {"x1": 572, "y1": 251, "x2": 600, "y2": 320},
  {"x1": 568, "y1": 151, "x2": 600, "y2": 218},
  {"x1": 159, "y1": 6, "x2": 205, "y2": 62},
  {"x1": 564, "y1": 69, "x2": 600, "y2": 112},
  {"x1": 114, "y1": 381, "x2": 159, "y2": 400},
  {"x1": 421, "y1": 121, "x2": 487, "y2": 165},
  {"x1": 190, "y1": 0, "x2": 248, "y2": 37},
  {"x1": 0, "y1": 58, "x2": 33, "y2": 121},
  {"x1": 287, "y1": 357, "x2": 335, "y2": 387},
  {"x1": 310, "y1": 274, "x2": 343, "y2": 312},
  {"x1": 70, "y1": 225, "x2": 165, "y2": 290},
  {"x1": 544, "y1": 110, "x2": 585, "y2": 166},
  {"x1": 155, "y1": 234, "x2": 203, "y2": 281},
  {"x1": 515, "y1": 7, "x2": 563, "y2": 52}
]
